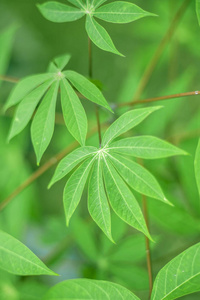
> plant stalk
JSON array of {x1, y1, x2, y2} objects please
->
[{"x1": 88, "y1": 37, "x2": 102, "y2": 147}]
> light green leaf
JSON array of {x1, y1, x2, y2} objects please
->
[
  {"x1": 88, "y1": 157, "x2": 113, "y2": 242},
  {"x1": 102, "y1": 106, "x2": 161, "y2": 147},
  {"x1": 85, "y1": 15, "x2": 123, "y2": 56},
  {"x1": 103, "y1": 156, "x2": 151, "y2": 239},
  {"x1": 63, "y1": 157, "x2": 96, "y2": 226},
  {"x1": 8, "y1": 79, "x2": 54, "y2": 141},
  {"x1": 95, "y1": 1, "x2": 155, "y2": 24},
  {"x1": 31, "y1": 81, "x2": 59, "y2": 164},
  {"x1": 67, "y1": 0, "x2": 85, "y2": 9},
  {"x1": 196, "y1": 0, "x2": 200, "y2": 25},
  {"x1": 4, "y1": 73, "x2": 54, "y2": 111},
  {"x1": 49, "y1": 146, "x2": 98, "y2": 187},
  {"x1": 92, "y1": 0, "x2": 107, "y2": 9},
  {"x1": 42, "y1": 279, "x2": 140, "y2": 300},
  {"x1": 0, "y1": 26, "x2": 16, "y2": 89},
  {"x1": 151, "y1": 243, "x2": 200, "y2": 300},
  {"x1": 37, "y1": 2, "x2": 85, "y2": 23},
  {"x1": 64, "y1": 70, "x2": 113, "y2": 112},
  {"x1": 109, "y1": 136, "x2": 187, "y2": 159},
  {"x1": 194, "y1": 139, "x2": 200, "y2": 196},
  {"x1": 108, "y1": 153, "x2": 170, "y2": 205},
  {"x1": 60, "y1": 78, "x2": 87, "y2": 146},
  {"x1": 0, "y1": 230, "x2": 57, "y2": 276},
  {"x1": 54, "y1": 53, "x2": 71, "y2": 70}
]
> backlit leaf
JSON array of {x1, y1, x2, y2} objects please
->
[
  {"x1": 109, "y1": 136, "x2": 187, "y2": 159},
  {"x1": 54, "y1": 53, "x2": 71, "y2": 70},
  {"x1": 8, "y1": 79, "x2": 54, "y2": 141},
  {"x1": 103, "y1": 156, "x2": 151, "y2": 239},
  {"x1": 60, "y1": 78, "x2": 87, "y2": 146},
  {"x1": 42, "y1": 279, "x2": 140, "y2": 299},
  {"x1": 0, "y1": 230, "x2": 56, "y2": 276},
  {"x1": 108, "y1": 153, "x2": 170, "y2": 204},
  {"x1": 31, "y1": 81, "x2": 59, "y2": 164},
  {"x1": 88, "y1": 157, "x2": 113, "y2": 242},
  {"x1": 67, "y1": 0, "x2": 85, "y2": 9},
  {"x1": 64, "y1": 70, "x2": 113, "y2": 112},
  {"x1": 4, "y1": 73, "x2": 54, "y2": 111},
  {"x1": 49, "y1": 146, "x2": 98, "y2": 187},
  {"x1": 63, "y1": 157, "x2": 96, "y2": 226},
  {"x1": 95, "y1": 2, "x2": 155, "y2": 24},
  {"x1": 37, "y1": 2, "x2": 85, "y2": 23},
  {"x1": 102, "y1": 106, "x2": 161, "y2": 147},
  {"x1": 92, "y1": 0, "x2": 107, "y2": 9},
  {"x1": 85, "y1": 15, "x2": 123, "y2": 56},
  {"x1": 151, "y1": 243, "x2": 200, "y2": 300}
]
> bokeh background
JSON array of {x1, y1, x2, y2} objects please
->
[{"x1": 0, "y1": 0, "x2": 200, "y2": 299}]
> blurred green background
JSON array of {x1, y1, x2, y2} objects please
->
[{"x1": 0, "y1": 0, "x2": 200, "y2": 299}]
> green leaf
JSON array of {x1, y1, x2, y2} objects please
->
[
  {"x1": 95, "y1": 1, "x2": 155, "y2": 24},
  {"x1": 194, "y1": 139, "x2": 200, "y2": 197},
  {"x1": 196, "y1": 0, "x2": 200, "y2": 25},
  {"x1": 54, "y1": 53, "x2": 71, "y2": 70},
  {"x1": 102, "y1": 106, "x2": 161, "y2": 147},
  {"x1": 67, "y1": 0, "x2": 85, "y2": 9},
  {"x1": 64, "y1": 70, "x2": 113, "y2": 112},
  {"x1": 92, "y1": 0, "x2": 107, "y2": 9},
  {"x1": 42, "y1": 279, "x2": 140, "y2": 300},
  {"x1": 37, "y1": 2, "x2": 85, "y2": 23},
  {"x1": 4, "y1": 73, "x2": 54, "y2": 111},
  {"x1": 8, "y1": 79, "x2": 54, "y2": 141},
  {"x1": 49, "y1": 146, "x2": 98, "y2": 187},
  {"x1": 63, "y1": 157, "x2": 96, "y2": 226},
  {"x1": 88, "y1": 157, "x2": 113, "y2": 242},
  {"x1": 151, "y1": 243, "x2": 200, "y2": 300},
  {"x1": 60, "y1": 78, "x2": 87, "y2": 146},
  {"x1": 85, "y1": 15, "x2": 123, "y2": 56},
  {"x1": 109, "y1": 136, "x2": 187, "y2": 159},
  {"x1": 31, "y1": 81, "x2": 59, "y2": 164},
  {"x1": 103, "y1": 156, "x2": 151, "y2": 239},
  {"x1": 108, "y1": 153, "x2": 170, "y2": 205},
  {"x1": 0, "y1": 230, "x2": 57, "y2": 276}
]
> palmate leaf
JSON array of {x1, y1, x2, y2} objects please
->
[
  {"x1": 109, "y1": 136, "x2": 187, "y2": 159},
  {"x1": 88, "y1": 157, "x2": 113, "y2": 242},
  {"x1": 0, "y1": 230, "x2": 57, "y2": 276},
  {"x1": 64, "y1": 70, "x2": 113, "y2": 112},
  {"x1": 54, "y1": 53, "x2": 71, "y2": 70},
  {"x1": 94, "y1": 1, "x2": 155, "y2": 24},
  {"x1": 60, "y1": 78, "x2": 87, "y2": 146},
  {"x1": 37, "y1": 2, "x2": 85, "y2": 23},
  {"x1": 42, "y1": 279, "x2": 140, "y2": 300},
  {"x1": 151, "y1": 243, "x2": 200, "y2": 300},
  {"x1": 31, "y1": 81, "x2": 59, "y2": 164},
  {"x1": 38, "y1": 0, "x2": 154, "y2": 56},
  {"x1": 85, "y1": 15, "x2": 123, "y2": 56},
  {"x1": 194, "y1": 139, "x2": 200, "y2": 196},
  {"x1": 102, "y1": 155, "x2": 151, "y2": 240},
  {"x1": 63, "y1": 157, "x2": 96, "y2": 226},
  {"x1": 102, "y1": 106, "x2": 161, "y2": 147},
  {"x1": 108, "y1": 153, "x2": 170, "y2": 205},
  {"x1": 8, "y1": 79, "x2": 55, "y2": 141},
  {"x1": 49, "y1": 146, "x2": 98, "y2": 187}
]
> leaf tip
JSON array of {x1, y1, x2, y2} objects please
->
[{"x1": 164, "y1": 197, "x2": 174, "y2": 207}]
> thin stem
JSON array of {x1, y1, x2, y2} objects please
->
[
  {"x1": 118, "y1": 91, "x2": 200, "y2": 107},
  {"x1": 0, "y1": 123, "x2": 107, "y2": 212},
  {"x1": 132, "y1": 0, "x2": 191, "y2": 101},
  {"x1": 0, "y1": 75, "x2": 19, "y2": 83},
  {"x1": 88, "y1": 37, "x2": 102, "y2": 147},
  {"x1": 142, "y1": 194, "x2": 153, "y2": 299}
]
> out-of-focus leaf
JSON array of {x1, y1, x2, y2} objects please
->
[{"x1": 195, "y1": 139, "x2": 200, "y2": 197}]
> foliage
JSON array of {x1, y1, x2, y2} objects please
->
[{"x1": 0, "y1": 0, "x2": 200, "y2": 299}]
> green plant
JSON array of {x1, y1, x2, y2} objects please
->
[{"x1": 0, "y1": 0, "x2": 200, "y2": 299}]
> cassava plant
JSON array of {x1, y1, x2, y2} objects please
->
[{"x1": 0, "y1": 0, "x2": 200, "y2": 299}]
